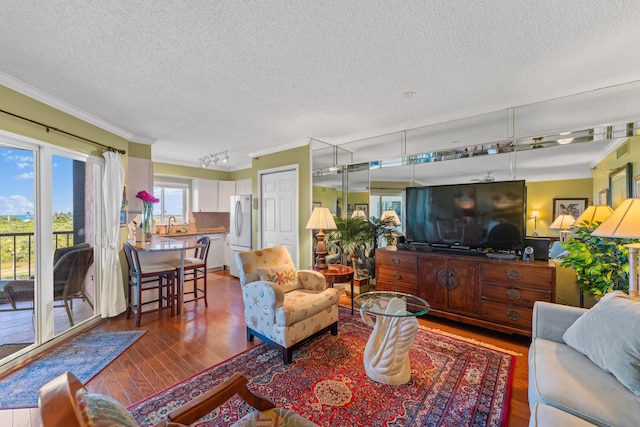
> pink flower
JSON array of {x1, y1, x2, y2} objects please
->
[{"x1": 136, "y1": 190, "x2": 159, "y2": 204}]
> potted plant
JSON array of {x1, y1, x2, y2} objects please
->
[
  {"x1": 559, "y1": 222, "x2": 634, "y2": 299},
  {"x1": 325, "y1": 215, "x2": 371, "y2": 272}
]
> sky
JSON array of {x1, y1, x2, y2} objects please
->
[
  {"x1": 1, "y1": 145, "x2": 184, "y2": 220},
  {"x1": 0, "y1": 146, "x2": 73, "y2": 215}
]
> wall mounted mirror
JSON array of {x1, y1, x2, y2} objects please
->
[{"x1": 312, "y1": 80, "x2": 640, "y2": 234}]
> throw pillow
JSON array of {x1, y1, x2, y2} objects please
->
[
  {"x1": 76, "y1": 388, "x2": 139, "y2": 427},
  {"x1": 257, "y1": 264, "x2": 300, "y2": 292},
  {"x1": 562, "y1": 291, "x2": 640, "y2": 396}
]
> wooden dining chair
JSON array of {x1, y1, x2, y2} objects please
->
[
  {"x1": 122, "y1": 242, "x2": 176, "y2": 327},
  {"x1": 168, "y1": 236, "x2": 210, "y2": 310}
]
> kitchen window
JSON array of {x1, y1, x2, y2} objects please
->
[{"x1": 153, "y1": 182, "x2": 189, "y2": 223}]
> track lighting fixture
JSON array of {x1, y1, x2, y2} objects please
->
[{"x1": 199, "y1": 151, "x2": 230, "y2": 168}]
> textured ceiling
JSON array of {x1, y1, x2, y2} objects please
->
[{"x1": 1, "y1": 1, "x2": 640, "y2": 180}]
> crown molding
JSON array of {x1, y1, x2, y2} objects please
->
[
  {"x1": 152, "y1": 155, "x2": 253, "y2": 172},
  {"x1": 589, "y1": 137, "x2": 629, "y2": 168},
  {"x1": 129, "y1": 135, "x2": 157, "y2": 144},
  {"x1": 248, "y1": 138, "x2": 311, "y2": 159},
  {"x1": 0, "y1": 71, "x2": 134, "y2": 140}
]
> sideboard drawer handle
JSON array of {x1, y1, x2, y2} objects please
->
[
  {"x1": 506, "y1": 288, "x2": 521, "y2": 300},
  {"x1": 436, "y1": 269, "x2": 459, "y2": 290},
  {"x1": 392, "y1": 257, "x2": 401, "y2": 264},
  {"x1": 392, "y1": 271, "x2": 401, "y2": 280},
  {"x1": 507, "y1": 309, "x2": 521, "y2": 321},
  {"x1": 507, "y1": 269, "x2": 522, "y2": 280}
]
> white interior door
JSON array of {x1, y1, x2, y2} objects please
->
[{"x1": 260, "y1": 167, "x2": 298, "y2": 266}]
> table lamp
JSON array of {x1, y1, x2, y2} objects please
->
[
  {"x1": 549, "y1": 214, "x2": 575, "y2": 242},
  {"x1": 530, "y1": 210, "x2": 540, "y2": 236},
  {"x1": 351, "y1": 209, "x2": 367, "y2": 220},
  {"x1": 572, "y1": 205, "x2": 613, "y2": 227},
  {"x1": 306, "y1": 206, "x2": 337, "y2": 269},
  {"x1": 381, "y1": 209, "x2": 401, "y2": 248},
  {"x1": 592, "y1": 198, "x2": 640, "y2": 299}
]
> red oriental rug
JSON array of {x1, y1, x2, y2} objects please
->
[{"x1": 128, "y1": 308, "x2": 515, "y2": 426}]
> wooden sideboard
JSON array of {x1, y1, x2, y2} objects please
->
[{"x1": 375, "y1": 248, "x2": 556, "y2": 336}]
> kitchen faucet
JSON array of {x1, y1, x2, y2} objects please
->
[{"x1": 168, "y1": 215, "x2": 177, "y2": 234}]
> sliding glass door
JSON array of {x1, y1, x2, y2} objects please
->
[
  {"x1": 0, "y1": 135, "x2": 102, "y2": 365},
  {"x1": 51, "y1": 153, "x2": 97, "y2": 336},
  {"x1": 0, "y1": 144, "x2": 36, "y2": 359}
]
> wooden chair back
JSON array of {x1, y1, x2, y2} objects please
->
[
  {"x1": 39, "y1": 372, "x2": 85, "y2": 427},
  {"x1": 39, "y1": 371, "x2": 277, "y2": 427},
  {"x1": 194, "y1": 236, "x2": 210, "y2": 264}
]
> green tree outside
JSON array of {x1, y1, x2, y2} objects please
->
[{"x1": 0, "y1": 214, "x2": 74, "y2": 279}]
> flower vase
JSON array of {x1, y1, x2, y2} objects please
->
[{"x1": 142, "y1": 202, "x2": 153, "y2": 243}]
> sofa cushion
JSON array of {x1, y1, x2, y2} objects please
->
[
  {"x1": 276, "y1": 288, "x2": 340, "y2": 326},
  {"x1": 562, "y1": 291, "x2": 640, "y2": 396},
  {"x1": 529, "y1": 403, "x2": 597, "y2": 427},
  {"x1": 258, "y1": 264, "x2": 301, "y2": 292},
  {"x1": 529, "y1": 337, "x2": 640, "y2": 427}
]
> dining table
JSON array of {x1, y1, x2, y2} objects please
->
[{"x1": 130, "y1": 236, "x2": 204, "y2": 320}]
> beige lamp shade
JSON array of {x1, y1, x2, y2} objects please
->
[
  {"x1": 550, "y1": 214, "x2": 576, "y2": 242},
  {"x1": 549, "y1": 214, "x2": 576, "y2": 230},
  {"x1": 591, "y1": 199, "x2": 640, "y2": 238},
  {"x1": 351, "y1": 209, "x2": 367, "y2": 220},
  {"x1": 381, "y1": 209, "x2": 401, "y2": 226},
  {"x1": 591, "y1": 199, "x2": 640, "y2": 300},
  {"x1": 573, "y1": 205, "x2": 613, "y2": 227},
  {"x1": 305, "y1": 207, "x2": 337, "y2": 230},
  {"x1": 530, "y1": 209, "x2": 540, "y2": 219}
]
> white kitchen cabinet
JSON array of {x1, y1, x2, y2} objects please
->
[
  {"x1": 223, "y1": 233, "x2": 232, "y2": 270},
  {"x1": 235, "y1": 178, "x2": 252, "y2": 196},
  {"x1": 217, "y1": 180, "x2": 236, "y2": 212},
  {"x1": 192, "y1": 179, "x2": 219, "y2": 212},
  {"x1": 199, "y1": 233, "x2": 225, "y2": 270},
  {"x1": 127, "y1": 158, "x2": 154, "y2": 212}
]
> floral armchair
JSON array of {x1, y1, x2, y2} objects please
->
[{"x1": 236, "y1": 246, "x2": 340, "y2": 363}]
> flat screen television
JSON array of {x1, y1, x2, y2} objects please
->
[{"x1": 405, "y1": 180, "x2": 526, "y2": 252}]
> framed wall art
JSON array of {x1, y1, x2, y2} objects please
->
[
  {"x1": 553, "y1": 198, "x2": 588, "y2": 220},
  {"x1": 608, "y1": 163, "x2": 632, "y2": 209},
  {"x1": 354, "y1": 203, "x2": 369, "y2": 217}
]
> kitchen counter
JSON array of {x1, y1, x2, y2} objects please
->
[{"x1": 154, "y1": 227, "x2": 228, "y2": 237}]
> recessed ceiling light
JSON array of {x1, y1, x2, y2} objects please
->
[{"x1": 402, "y1": 91, "x2": 416, "y2": 98}]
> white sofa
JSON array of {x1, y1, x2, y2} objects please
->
[{"x1": 528, "y1": 299, "x2": 640, "y2": 426}]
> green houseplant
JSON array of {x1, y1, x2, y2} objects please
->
[
  {"x1": 325, "y1": 214, "x2": 399, "y2": 276},
  {"x1": 559, "y1": 221, "x2": 633, "y2": 298},
  {"x1": 325, "y1": 215, "x2": 372, "y2": 272}
]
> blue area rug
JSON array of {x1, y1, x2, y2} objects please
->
[{"x1": 0, "y1": 330, "x2": 145, "y2": 409}]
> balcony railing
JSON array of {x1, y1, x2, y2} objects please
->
[{"x1": 0, "y1": 231, "x2": 74, "y2": 280}]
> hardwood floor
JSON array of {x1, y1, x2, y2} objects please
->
[{"x1": 0, "y1": 271, "x2": 532, "y2": 426}]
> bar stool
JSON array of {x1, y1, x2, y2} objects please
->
[
  {"x1": 168, "y1": 236, "x2": 210, "y2": 311},
  {"x1": 123, "y1": 242, "x2": 176, "y2": 326}
]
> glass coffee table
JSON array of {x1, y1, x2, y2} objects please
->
[{"x1": 354, "y1": 291, "x2": 430, "y2": 385}]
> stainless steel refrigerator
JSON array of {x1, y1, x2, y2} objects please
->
[{"x1": 228, "y1": 194, "x2": 252, "y2": 277}]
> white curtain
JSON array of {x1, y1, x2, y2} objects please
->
[{"x1": 100, "y1": 151, "x2": 127, "y2": 317}]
